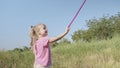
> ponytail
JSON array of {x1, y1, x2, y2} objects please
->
[
  {"x1": 29, "y1": 23, "x2": 45, "y2": 50},
  {"x1": 29, "y1": 26, "x2": 38, "y2": 50}
]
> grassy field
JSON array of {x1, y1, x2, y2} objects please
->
[{"x1": 0, "y1": 35, "x2": 120, "y2": 68}]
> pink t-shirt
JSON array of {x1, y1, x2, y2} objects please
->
[{"x1": 33, "y1": 36, "x2": 51, "y2": 66}]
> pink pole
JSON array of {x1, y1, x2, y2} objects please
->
[{"x1": 68, "y1": 0, "x2": 86, "y2": 28}]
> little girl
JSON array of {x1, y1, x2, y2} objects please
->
[{"x1": 29, "y1": 23, "x2": 70, "y2": 68}]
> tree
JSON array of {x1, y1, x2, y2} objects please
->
[
  {"x1": 71, "y1": 13, "x2": 120, "y2": 42},
  {"x1": 71, "y1": 30, "x2": 84, "y2": 42}
]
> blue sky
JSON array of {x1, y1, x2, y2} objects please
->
[{"x1": 0, "y1": 0, "x2": 120, "y2": 50}]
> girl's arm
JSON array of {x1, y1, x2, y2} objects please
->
[{"x1": 49, "y1": 27, "x2": 70, "y2": 43}]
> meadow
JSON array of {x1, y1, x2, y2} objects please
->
[{"x1": 0, "y1": 35, "x2": 120, "y2": 68}]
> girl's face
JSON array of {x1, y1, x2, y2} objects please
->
[{"x1": 38, "y1": 25, "x2": 48, "y2": 36}]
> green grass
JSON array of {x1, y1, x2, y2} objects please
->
[
  {"x1": 51, "y1": 35, "x2": 120, "y2": 68},
  {"x1": 0, "y1": 50, "x2": 34, "y2": 68},
  {"x1": 0, "y1": 35, "x2": 120, "y2": 68}
]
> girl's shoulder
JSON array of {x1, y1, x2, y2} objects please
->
[
  {"x1": 42, "y1": 36, "x2": 50, "y2": 40},
  {"x1": 36, "y1": 36, "x2": 50, "y2": 43}
]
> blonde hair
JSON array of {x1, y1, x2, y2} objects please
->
[{"x1": 29, "y1": 23, "x2": 46, "y2": 49}]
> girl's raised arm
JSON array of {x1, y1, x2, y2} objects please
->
[{"x1": 49, "y1": 27, "x2": 70, "y2": 43}]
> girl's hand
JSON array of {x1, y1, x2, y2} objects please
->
[
  {"x1": 49, "y1": 26, "x2": 70, "y2": 43},
  {"x1": 65, "y1": 26, "x2": 70, "y2": 34}
]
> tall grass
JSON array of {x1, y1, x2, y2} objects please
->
[
  {"x1": 0, "y1": 50, "x2": 34, "y2": 68},
  {"x1": 0, "y1": 35, "x2": 120, "y2": 68},
  {"x1": 51, "y1": 35, "x2": 120, "y2": 68}
]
